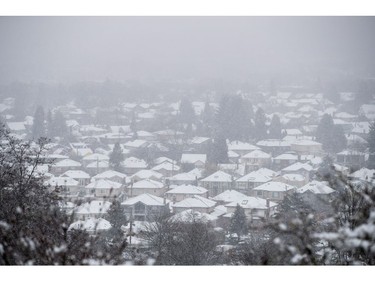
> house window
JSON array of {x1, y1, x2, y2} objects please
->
[
  {"x1": 272, "y1": 192, "x2": 279, "y2": 198},
  {"x1": 256, "y1": 191, "x2": 263, "y2": 196},
  {"x1": 134, "y1": 203, "x2": 145, "y2": 213}
]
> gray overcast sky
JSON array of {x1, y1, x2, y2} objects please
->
[{"x1": 0, "y1": 17, "x2": 374, "y2": 83}]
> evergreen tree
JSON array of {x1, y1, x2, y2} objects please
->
[
  {"x1": 207, "y1": 133, "x2": 229, "y2": 165},
  {"x1": 53, "y1": 111, "x2": 68, "y2": 139},
  {"x1": 268, "y1": 114, "x2": 282, "y2": 139},
  {"x1": 46, "y1": 110, "x2": 54, "y2": 138},
  {"x1": 229, "y1": 204, "x2": 248, "y2": 243},
  {"x1": 105, "y1": 200, "x2": 128, "y2": 243},
  {"x1": 31, "y1": 105, "x2": 46, "y2": 140},
  {"x1": 179, "y1": 97, "x2": 195, "y2": 125},
  {"x1": 254, "y1": 107, "x2": 267, "y2": 141},
  {"x1": 316, "y1": 114, "x2": 346, "y2": 153},
  {"x1": 367, "y1": 122, "x2": 375, "y2": 169},
  {"x1": 109, "y1": 142, "x2": 124, "y2": 172}
]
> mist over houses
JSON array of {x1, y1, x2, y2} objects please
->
[{"x1": 1, "y1": 84, "x2": 375, "y2": 244}]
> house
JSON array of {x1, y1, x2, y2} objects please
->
[
  {"x1": 273, "y1": 173, "x2": 307, "y2": 188},
  {"x1": 172, "y1": 195, "x2": 216, "y2": 214},
  {"x1": 92, "y1": 170, "x2": 129, "y2": 184},
  {"x1": 235, "y1": 171, "x2": 273, "y2": 194},
  {"x1": 86, "y1": 160, "x2": 109, "y2": 176},
  {"x1": 180, "y1": 153, "x2": 207, "y2": 170},
  {"x1": 85, "y1": 179, "x2": 123, "y2": 199},
  {"x1": 122, "y1": 157, "x2": 148, "y2": 174},
  {"x1": 61, "y1": 170, "x2": 91, "y2": 186},
  {"x1": 199, "y1": 170, "x2": 234, "y2": 197},
  {"x1": 282, "y1": 162, "x2": 313, "y2": 181},
  {"x1": 256, "y1": 139, "x2": 291, "y2": 156},
  {"x1": 272, "y1": 153, "x2": 299, "y2": 170},
  {"x1": 217, "y1": 163, "x2": 246, "y2": 177},
  {"x1": 225, "y1": 196, "x2": 277, "y2": 222},
  {"x1": 165, "y1": 184, "x2": 208, "y2": 203},
  {"x1": 349, "y1": 168, "x2": 375, "y2": 183},
  {"x1": 69, "y1": 218, "x2": 111, "y2": 234},
  {"x1": 127, "y1": 179, "x2": 166, "y2": 197},
  {"x1": 131, "y1": 169, "x2": 164, "y2": 182},
  {"x1": 290, "y1": 140, "x2": 323, "y2": 156},
  {"x1": 252, "y1": 182, "x2": 296, "y2": 202},
  {"x1": 359, "y1": 104, "x2": 375, "y2": 120},
  {"x1": 227, "y1": 141, "x2": 260, "y2": 156},
  {"x1": 151, "y1": 161, "x2": 181, "y2": 177},
  {"x1": 296, "y1": 181, "x2": 335, "y2": 214},
  {"x1": 82, "y1": 153, "x2": 110, "y2": 167},
  {"x1": 121, "y1": 193, "x2": 170, "y2": 221},
  {"x1": 189, "y1": 137, "x2": 211, "y2": 152},
  {"x1": 211, "y1": 190, "x2": 248, "y2": 205},
  {"x1": 168, "y1": 172, "x2": 198, "y2": 186},
  {"x1": 74, "y1": 200, "x2": 111, "y2": 220},
  {"x1": 336, "y1": 150, "x2": 366, "y2": 170},
  {"x1": 6, "y1": 122, "x2": 27, "y2": 134},
  {"x1": 240, "y1": 150, "x2": 271, "y2": 171},
  {"x1": 46, "y1": 176, "x2": 81, "y2": 197},
  {"x1": 171, "y1": 209, "x2": 218, "y2": 226},
  {"x1": 50, "y1": 159, "x2": 82, "y2": 175}
]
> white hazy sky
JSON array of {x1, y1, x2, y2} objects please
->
[{"x1": 0, "y1": 17, "x2": 374, "y2": 83}]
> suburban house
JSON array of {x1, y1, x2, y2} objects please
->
[
  {"x1": 225, "y1": 196, "x2": 278, "y2": 222},
  {"x1": 256, "y1": 139, "x2": 291, "y2": 156},
  {"x1": 85, "y1": 179, "x2": 123, "y2": 199},
  {"x1": 151, "y1": 161, "x2": 181, "y2": 177},
  {"x1": 272, "y1": 153, "x2": 299, "y2": 170},
  {"x1": 50, "y1": 158, "x2": 82, "y2": 175},
  {"x1": 61, "y1": 170, "x2": 91, "y2": 186},
  {"x1": 211, "y1": 190, "x2": 248, "y2": 205},
  {"x1": 281, "y1": 162, "x2": 313, "y2": 181},
  {"x1": 121, "y1": 193, "x2": 170, "y2": 221},
  {"x1": 122, "y1": 157, "x2": 148, "y2": 174},
  {"x1": 227, "y1": 141, "x2": 260, "y2": 156},
  {"x1": 86, "y1": 160, "x2": 109, "y2": 176},
  {"x1": 172, "y1": 195, "x2": 216, "y2": 214},
  {"x1": 131, "y1": 169, "x2": 164, "y2": 182},
  {"x1": 47, "y1": 176, "x2": 81, "y2": 198},
  {"x1": 74, "y1": 200, "x2": 112, "y2": 220},
  {"x1": 235, "y1": 170, "x2": 273, "y2": 194},
  {"x1": 336, "y1": 150, "x2": 366, "y2": 170},
  {"x1": 290, "y1": 140, "x2": 323, "y2": 156},
  {"x1": 240, "y1": 150, "x2": 272, "y2": 171},
  {"x1": 180, "y1": 153, "x2": 207, "y2": 170},
  {"x1": 273, "y1": 173, "x2": 307, "y2": 188},
  {"x1": 82, "y1": 153, "x2": 110, "y2": 167},
  {"x1": 165, "y1": 184, "x2": 208, "y2": 203},
  {"x1": 199, "y1": 170, "x2": 234, "y2": 197},
  {"x1": 252, "y1": 181, "x2": 296, "y2": 202},
  {"x1": 127, "y1": 179, "x2": 166, "y2": 197},
  {"x1": 167, "y1": 172, "x2": 198, "y2": 186},
  {"x1": 92, "y1": 170, "x2": 129, "y2": 184}
]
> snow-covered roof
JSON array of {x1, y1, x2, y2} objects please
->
[
  {"x1": 124, "y1": 139, "x2": 149, "y2": 148},
  {"x1": 350, "y1": 168, "x2": 375, "y2": 182},
  {"x1": 282, "y1": 174, "x2": 305, "y2": 182},
  {"x1": 152, "y1": 161, "x2": 181, "y2": 172},
  {"x1": 121, "y1": 193, "x2": 168, "y2": 206},
  {"x1": 154, "y1": 157, "x2": 177, "y2": 165},
  {"x1": 212, "y1": 190, "x2": 248, "y2": 203},
  {"x1": 225, "y1": 196, "x2": 277, "y2": 209},
  {"x1": 200, "y1": 170, "x2": 233, "y2": 183},
  {"x1": 122, "y1": 157, "x2": 148, "y2": 169},
  {"x1": 172, "y1": 195, "x2": 216, "y2": 209},
  {"x1": 53, "y1": 159, "x2": 82, "y2": 167},
  {"x1": 236, "y1": 171, "x2": 272, "y2": 183},
  {"x1": 69, "y1": 218, "x2": 112, "y2": 232},
  {"x1": 166, "y1": 184, "x2": 207, "y2": 195},
  {"x1": 171, "y1": 209, "x2": 217, "y2": 223},
  {"x1": 253, "y1": 181, "x2": 296, "y2": 192},
  {"x1": 297, "y1": 181, "x2": 335, "y2": 195},
  {"x1": 181, "y1": 153, "x2": 207, "y2": 164},
  {"x1": 241, "y1": 150, "x2": 271, "y2": 159},
  {"x1": 61, "y1": 170, "x2": 91, "y2": 179},
  {"x1": 86, "y1": 179, "x2": 122, "y2": 189},
  {"x1": 6, "y1": 122, "x2": 26, "y2": 131},
  {"x1": 131, "y1": 169, "x2": 164, "y2": 181},
  {"x1": 227, "y1": 141, "x2": 260, "y2": 151},
  {"x1": 47, "y1": 176, "x2": 79, "y2": 187},
  {"x1": 93, "y1": 170, "x2": 127, "y2": 180},
  {"x1": 257, "y1": 168, "x2": 279, "y2": 178},
  {"x1": 132, "y1": 179, "x2": 164, "y2": 189},
  {"x1": 273, "y1": 153, "x2": 299, "y2": 161},
  {"x1": 256, "y1": 139, "x2": 290, "y2": 147},
  {"x1": 75, "y1": 201, "x2": 111, "y2": 215},
  {"x1": 168, "y1": 172, "x2": 197, "y2": 182},
  {"x1": 82, "y1": 153, "x2": 109, "y2": 161},
  {"x1": 290, "y1": 140, "x2": 322, "y2": 146},
  {"x1": 86, "y1": 160, "x2": 109, "y2": 168},
  {"x1": 190, "y1": 136, "x2": 210, "y2": 144},
  {"x1": 282, "y1": 162, "x2": 313, "y2": 172}
]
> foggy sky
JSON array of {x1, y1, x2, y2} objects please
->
[{"x1": 0, "y1": 17, "x2": 375, "y2": 83}]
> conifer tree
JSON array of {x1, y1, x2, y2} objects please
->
[
  {"x1": 109, "y1": 142, "x2": 124, "y2": 172},
  {"x1": 268, "y1": 114, "x2": 282, "y2": 139},
  {"x1": 230, "y1": 204, "x2": 248, "y2": 243},
  {"x1": 31, "y1": 105, "x2": 46, "y2": 140},
  {"x1": 254, "y1": 107, "x2": 267, "y2": 141}
]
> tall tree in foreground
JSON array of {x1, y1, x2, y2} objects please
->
[
  {"x1": 31, "y1": 105, "x2": 46, "y2": 140},
  {"x1": 0, "y1": 124, "x2": 126, "y2": 265},
  {"x1": 316, "y1": 114, "x2": 347, "y2": 153},
  {"x1": 109, "y1": 142, "x2": 124, "y2": 172},
  {"x1": 367, "y1": 122, "x2": 375, "y2": 169}
]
